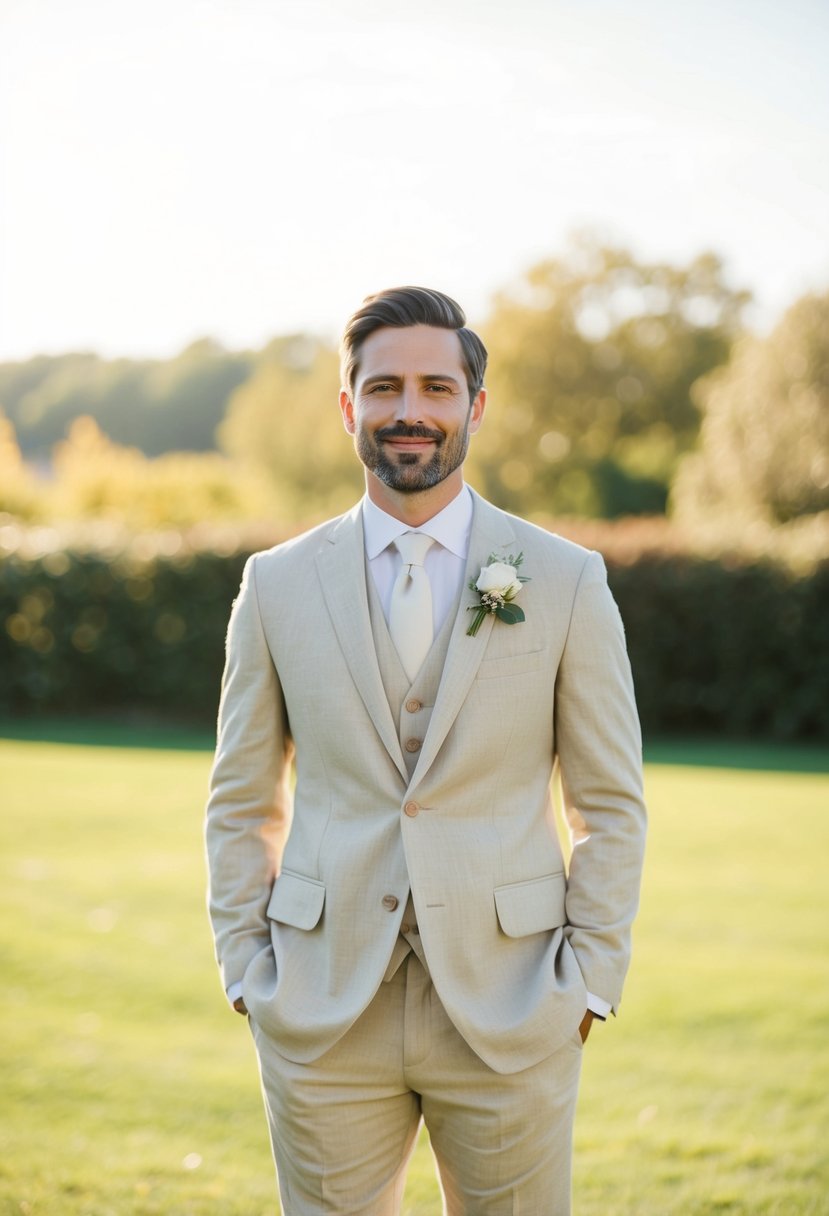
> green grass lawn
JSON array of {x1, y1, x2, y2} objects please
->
[{"x1": 1, "y1": 726, "x2": 827, "y2": 1215}]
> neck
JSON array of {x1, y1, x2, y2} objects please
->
[{"x1": 365, "y1": 469, "x2": 465, "y2": 526}]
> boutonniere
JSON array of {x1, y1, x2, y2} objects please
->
[{"x1": 466, "y1": 553, "x2": 530, "y2": 637}]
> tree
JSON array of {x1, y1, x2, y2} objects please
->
[
  {"x1": 139, "y1": 339, "x2": 254, "y2": 455},
  {"x1": 672, "y1": 291, "x2": 829, "y2": 525},
  {"x1": 46, "y1": 416, "x2": 279, "y2": 528},
  {"x1": 468, "y1": 234, "x2": 749, "y2": 519},
  {"x1": 0, "y1": 343, "x2": 254, "y2": 460},
  {"x1": 219, "y1": 335, "x2": 362, "y2": 523},
  {"x1": 0, "y1": 410, "x2": 39, "y2": 519}
]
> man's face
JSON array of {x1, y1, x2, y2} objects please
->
[{"x1": 339, "y1": 325, "x2": 485, "y2": 495}]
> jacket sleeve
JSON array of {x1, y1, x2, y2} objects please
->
[
  {"x1": 204, "y1": 554, "x2": 293, "y2": 993},
  {"x1": 554, "y1": 550, "x2": 647, "y2": 1013}
]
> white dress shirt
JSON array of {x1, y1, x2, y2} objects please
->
[
  {"x1": 229, "y1": 483, "x2": 611, "y2": 1021},
  {"x1": 362, "y1": 484, "x2": 473, "y2": 634}
]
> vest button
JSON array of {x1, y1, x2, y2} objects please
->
[
  {"x1": 403, "y1": 801, "x2": 420, "y2": 817},
  {"x1": 404, "y1": 738, "x2": 421, "y2": 753},
  {"x1": 381, "y1": 894, "x2": 399, "y2": 911},
  {"x1": 405, "y1": 699, "x2": 422, "y2": 713}
]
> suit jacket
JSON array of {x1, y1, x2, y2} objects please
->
[{"x1": 205, "y1": 490, "x2": 646, "y2": 1074}]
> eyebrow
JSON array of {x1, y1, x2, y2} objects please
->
[{"x1": 362, "y1": 373, "x2": 462, "y2": 387}]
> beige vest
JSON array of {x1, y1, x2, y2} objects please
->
[{"x1": 365, "y1": 561, "x2": 459, "y2": 977}]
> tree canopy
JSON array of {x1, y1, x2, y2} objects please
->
[
  {"x1": 673, "y1": 291, "x2": 829, "y2": 525},
  {"x1": 0, "y1": 341, "x2": 254, "y2": 460},
  {"x1": 218, "y1": 336, "x2": 363, "y2": 521},
  {"x1": 469, "y1": 234, "x2": 749, "y2": 519},
  {"x1": 6, "y1": 237, "x2": 828, "y2": 534}
]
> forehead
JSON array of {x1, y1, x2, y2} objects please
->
[{"x1": 356, "y1": 325, "x2": 465, "y2": 380}]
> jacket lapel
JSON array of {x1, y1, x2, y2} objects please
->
[
  {"x1": 315, "y1": 505, "x2": 409, "y2": 782},
  {"x1": 407, "y1": 491, "x2": 518, "y2": 789}
]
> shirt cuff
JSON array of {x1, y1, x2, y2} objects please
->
[
  {"x1": 226, "y1": 981, "x2": 244, "y2": 1006},
  {"x1": 586, "y1": 991, "x2": 612, "y2": 1020}
]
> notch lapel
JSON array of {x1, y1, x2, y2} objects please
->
[
  {"x1": 315, "y1": 505, "x2": 409, "y2": 782},
  {"x1": 407, "y1": 492, "x2": 518, "y2": 789}
]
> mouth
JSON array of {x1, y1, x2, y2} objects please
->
[
  {"x1": 383, "y1": 437, "x2": 436, "y2": 453},
  {"x1": 378, "y1": 425, "x2": 442, "y2": 452}
]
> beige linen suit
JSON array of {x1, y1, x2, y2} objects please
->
[{"x1": 206, "y1": 490, "x2": 646, "y2": 1087}]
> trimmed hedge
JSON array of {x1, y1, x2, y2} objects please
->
[
  {"x1": 0, "y1": 539, "x2": 247, "y2": 723},
  {"x1": 611, "y1": 555, "x2": 829, "y2": 740},
  {"x1": 1, "y1": 524, "x2": 827, "y2": 740}
]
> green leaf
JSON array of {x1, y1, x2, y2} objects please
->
[{"x1": 495, "y1": 603, "x2": 525, "y2": 625}]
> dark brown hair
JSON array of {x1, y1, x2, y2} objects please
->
[{"x1": 340, "y1": 286, "x2": 488, "y2": 403}]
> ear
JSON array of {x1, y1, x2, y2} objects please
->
[
  {"x1": 339, "y1": 388, "x2": 356, "y2": 435},
  {"x1": 467, "y1": 387, "x2": 486, "y2": 435}
]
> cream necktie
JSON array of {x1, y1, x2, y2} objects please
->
[{"x1": 389, "y1": 532, "x2": 435, "y2": 682}]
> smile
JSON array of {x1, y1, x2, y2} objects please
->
[{"x1": 383, "y1": 438, "x2": 437, "y2": 451}]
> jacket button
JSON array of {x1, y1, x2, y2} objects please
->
[
  {"x1": 382, "y1": 894, "x2": 399, "y2": 911},
  {"x1": 403, "y1": 801, "x2": 419, "y2": 817},
  {"x1": 404, "y1": 738, "x2": 421, "y2": 753},
  {"x1": 405, "y1": 699, "x2": 422, "y2": 713}
]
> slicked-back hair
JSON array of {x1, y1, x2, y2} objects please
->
[{"x1": 340, "y1": 286, "x2": 488, "y2": 405}]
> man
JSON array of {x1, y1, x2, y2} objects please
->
[{"x1": 205, "y1": 286, "x2": 646, "y2": 1214}]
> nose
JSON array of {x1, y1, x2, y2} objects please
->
[{"x1": 394, "y1": 384, "x2": 423, "y2": 426}]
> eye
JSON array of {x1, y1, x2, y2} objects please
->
[
  {"x1": 425, "y1": 383, "x2": 452, "y2": 393},
  {"x1": 369, "y1": 383, "x2": 396, "y2": 393}
]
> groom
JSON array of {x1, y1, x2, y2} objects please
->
[{"x1": 205, "y1": 286, "x2": 646, "y2": 1214}]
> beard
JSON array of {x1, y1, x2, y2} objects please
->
[{"x1": 355, "y1": 421, "x2": 471, "y2": 493}]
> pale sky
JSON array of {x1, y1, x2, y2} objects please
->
[{"x1": 1, "y1": 0, "x2": 827, "y2": 361}]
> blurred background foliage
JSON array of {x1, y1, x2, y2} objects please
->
[
  {"x1": 1, "y1": 234, "x2": 825, "y2": 535},
  {"x1": 0, "y1": 338, "x2": 253, "y2": 461},
  {"x1": 1, "y1": 235, "x2": 828, "y2": 739},
  {"x1": 217, "y1": 335, "x2": 364, "y2": 520},
  {"x1": 0, "y1": 234, "x2": 759, "y2": 528},
  {"x1": 672, "y1": 290, "x2": 829, "y2": 526},
  {"x1": 471, "y1": 236, "x2": 748, "y2": 519}
]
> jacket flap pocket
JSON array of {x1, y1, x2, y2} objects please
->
[
  {"x1": 494, "y1": 872, "x2": 566, "y2": 938},
  {"x1": 477, "y1": 647, "x2": 544, "y2": 681},
  {"x1": 267, "y1": 870, "x2": 326, "y2": 930}
]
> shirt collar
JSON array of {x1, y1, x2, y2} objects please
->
[{"x1": 362, "y1": 484, "x2": 473, "y2": 561}]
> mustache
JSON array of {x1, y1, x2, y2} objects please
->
[{"x1": 375, "y1": 423, "x2": 443, "y2": 443}]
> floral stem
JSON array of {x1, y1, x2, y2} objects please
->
[{"x1": 466, "y1": 607, "x2": 488, "y2": 637}]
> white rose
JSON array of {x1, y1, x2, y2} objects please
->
[{"x1": 476, "y1": 562, "x2": 522, "y2": 599}]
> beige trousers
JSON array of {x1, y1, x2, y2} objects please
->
[{"x1": 248, "y1": 949, "x2": 584, "y2": 1215}]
